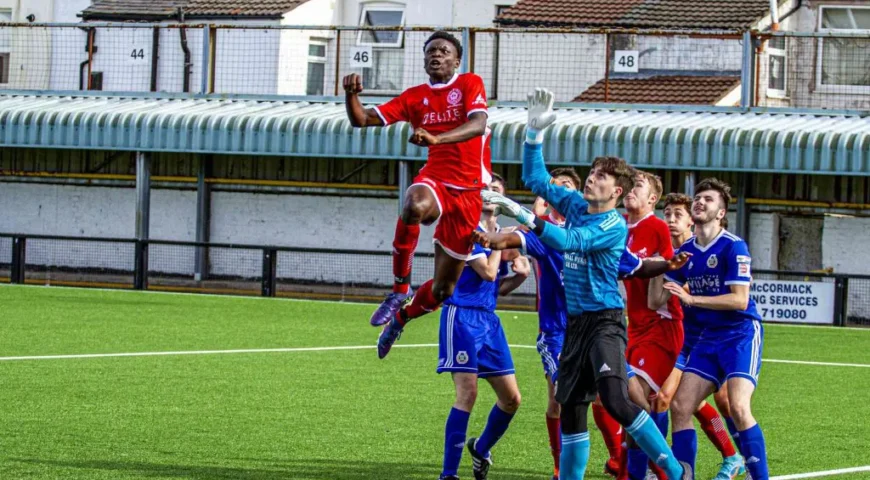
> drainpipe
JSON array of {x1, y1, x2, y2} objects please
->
[
  {"x1": 78, "y1": 27, "x2": 95, "y2": 90},
  {"x1": 769, "y1": 0, "x2": 780, "y2": 31},
  {"x1": 150, "y1": 26, "x2": 160, "y2": 91},
  {"x1": 178, "y1": 8, "x2": 192, "y2": 93}
]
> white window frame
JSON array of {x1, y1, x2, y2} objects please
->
[
  {"x1": 305, "y1": 39, "x2": 328, "y2": 95},
  {"x1": 766, "y1": 36, "x2": 788, "y2": 99},
  {"x1": 356, "y1": 6, "x2": 405, "y2": 48},
  {"x1": 815, "y1": 5, "x2": 870, "y2": 94},
  {"x1": 0, "y1": 9, "x2": 12, "y2": 86}
]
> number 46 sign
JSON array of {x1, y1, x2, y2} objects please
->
[
  {"x1": 613, "y1": 50, "x2": 639, "y2": 73},
  {"x1": 350, "y1": 46, "x2": 372, "y2": 69}
]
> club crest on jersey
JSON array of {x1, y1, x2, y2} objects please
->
[
  {"x1": 456, "y1": 351, "x2": 469, "y2": 365},
  {"x1": 447, "y1": 88, "x2": 462, "y2": 106},
  {"x1": 707, "y1": 254, "x2": 718, "y2": 268}
]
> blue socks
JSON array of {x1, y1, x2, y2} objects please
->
[
  {"x1": 652, "y1": 410, "x2": 669, "y2": 438},
  {"x1": 560, "y1": 432, "x2": 590, "y2": 480},
  {"x1": 627, "y1": 448, "x2": 649, "y2": 479},
  {"x1": 725, "y1": 416, "x2": 740, "y2": 443},
  {"x1": 475, "y1": 404, "x2": 515, "y2": 457},
  {"x1": 738, "y1": 424, "x2": 769, "y2": 480},
  {"x1": 625, "y1": 410, "x2": 684, "y2": 480},
  {"x1": 672, "y1": 428, "x2": 698, "y2": 474},
  {"x1": 627, "y1": 410, "x2": 669, "y2": 479},
  {"x1": 442, "y1": 407, "x2": 470, "y2": 477}
]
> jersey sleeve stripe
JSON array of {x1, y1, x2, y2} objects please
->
[
  {"x1": 599, "y1": 216, "x2": 621, "y2": 231},
  {"x1": 515, "y1": 232, "x2": 527, "y2": 255},
  {"x1": 724, "y1": 280, "x2": 751, "y2": 286},
  {"x1": 467, "y1": 108, "x2": 488, "y2": 118},
  {"x1": 664, "y1": 274, "x2": 680, "y2": 283},
  {"x1": 372, "y1": 106, "x2": 389, "y2": 125}
]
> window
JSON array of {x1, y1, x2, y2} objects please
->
[
  {"x1": 0, "y1": 10, "x2": 10, "y2": 84},
  {"x1": 816, "y1": 6, "x2": 870, "y2": 93},
  {"x1": 767, "y1": 36, "x2": 787, "y2": 98},
  {"x1": 306, "y1": 41, "x2": 327, "y2": 96},
  {"x1": 496, "y1": 5, "x2": 512, "y2": 17},
  {"x1": 357, "y1": 5, "x2": 405, "y2": 93},
  {"x1": 357, "y1": 7, "x2": 405, "y2": 47}
]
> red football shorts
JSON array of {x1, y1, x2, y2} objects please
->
[
  {"x1": 412, "y1": 175, "x2": 482, "y2": 260},
  {"x1": 626, "y1": 319, "x2": 683, "y2": 392}
]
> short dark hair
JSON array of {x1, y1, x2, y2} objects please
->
[
  {"x1": 694, "y1": 177, "x2": 732, "y2": 211},
  {"x1": 591, "y1": 156, "x2": 634, "y2": 201},
  {"x1": 423, "y1": 30, "x2": 463, "y2": 59},
  {"x1": 720, "y1": 216, "x2": 729, "y2": 229},
  {"x1": 549, "y1": 167, "x2": 582, "y2": 190},
  {"x1": 490, "y1": 172, "x2": 505, "y2": 186},
  {"x1": 663, "y1": 193, "x2": 693, "y2": 213}
]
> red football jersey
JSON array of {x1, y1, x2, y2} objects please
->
[
  {"x1": 623, "y1": 213, "x2": 684, "y2": 335},
  {"x1": 374, "y1": 73, "x2": 491, "y2": 189}
]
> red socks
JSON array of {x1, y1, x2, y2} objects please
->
[
  {"x1": 695, "y1": 401, "x2": 737, "y2": 457},
  {"x1": 593, "y1": 402, "x2": 624, "y2": 461},
  {"x1": 399, "y1": 279, "x2": 440, "y2": 324},
  {"x1": 391, "y1": 217, "x2": 420, "y2": 294},
  {"x1": 546, "y1": 415, "x2": 561, "y2": 477}
]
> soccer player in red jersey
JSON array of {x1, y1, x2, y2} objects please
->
[{"x1": 343, "y1": 31, "x2": 491, "y2": 358}]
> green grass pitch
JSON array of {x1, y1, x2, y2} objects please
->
[{"x1": 1, "y1": 285, "x2": 868, "y2": 479}]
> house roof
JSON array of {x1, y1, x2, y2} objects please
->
[
  {"x1": 81, "y1": 0, "x2": 310, "y2": 20},
  {"x1": 574, "y1": 75, "x2": 742, "y2": 105},
  {"x1": 496, "y1": 0, "x2": 780, "y2": 30}
]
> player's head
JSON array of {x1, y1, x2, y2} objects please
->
[
  {"x1": 544, "y1": 167, "x2": 581, "y2": 220},
  {"x1": 483, "y1": 173, "x2": 506, "y2": 214},
  {"x1": 423, "y1": 31, "x2": 462, "y2": 80},
  {"x1": 692, "y1": 178, "x2": 731, "y2": 226},
  {"x1": 623, "y1": 170, "x2": 662, "y2": 214},
  {"x1": 663, "y1": 193, "x2": 694, "y2": 238},
  {"x1": 550, "y1": 167, "x2": 581, "y2": 191},
  {"x1": 585, "y1": 156, "x2": 633, "y2": 206}
]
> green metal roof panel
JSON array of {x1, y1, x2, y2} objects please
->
[{"x1": 0, "y1": 95, "x2": 867, "y2": 175}]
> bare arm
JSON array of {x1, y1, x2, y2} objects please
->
[
  {"x1": 410, "y1": 112, "x2": 488, "y2": 147},
  {"x1": 648, "y1": 274, "x2": 667, "y2": 310},
  {"x1": 472, "y1": 230, "x2": 523, "y2": 250},
  {"x1": 499, "y1": 255, "x2": 530, "y2": 296},
  {"x1": 663, "y1": 283, "x2": 751, "y2": 311},
  {"x1": 469, "y1": 249, "x2": 503, "y2": 282},
  {"x1": 343, "y1": 73, "x2": 384, "y2": 127}
]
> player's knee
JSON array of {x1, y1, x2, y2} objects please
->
[
  {"x1": 500, "y1": 390, "x2": 522, "y2": 413},
  {"x1": 598, "y1": 377, "x2": 641, "y2": 426},
  {"x1": 669, "y1": 393, "x2": 694, "y2": 422},
  {"x1": 431, "y1": 280, "x2": 456, "y2": 302},
  {"x1": 728, "y1": 398, "x2": 754, "y2": 427},
  {"x1": 547, "y1": 397, "x2": 561, "y2": 418},
  {"x1": 402, "y1": 191, "x2": 435, "y2": 224},
  {"x1": 454, "y1": 383, "x2": 478, "y2": 410},
  {"x1": 713, "y1": 389, "x2": 731, "y2": 414}
]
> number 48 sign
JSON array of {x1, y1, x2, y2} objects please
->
[{"x1": 613, "y1": 50, "x2": 639, "y2": 73}]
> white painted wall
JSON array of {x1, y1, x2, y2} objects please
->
[
  {"x1": 7, "y1": 182, "x2": 868, "y2": 298},
  {"x1": 277, "y1": 0, "x2": 336, "y2": 96},
  {"x1": 822, "y1": 214, "x2": 870, "y2": 319},
  {"x1": 0, "y1": 0, "x2": 56, "y2": 90}
]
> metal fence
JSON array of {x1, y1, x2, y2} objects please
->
[
  {"x1": 0, "y1": 233, "x2": 536, "y2": 309},
  {"x1": 3, "y1": 233, "x2": 870, "y2": 324},
  {"x1": 0, "y1": 23, "x2": 868, "y2": 110}
]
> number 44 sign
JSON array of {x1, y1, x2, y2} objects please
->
[
  {"x1": 350, "y1": 45, "x2": 372, "y2": 69},
  {"x1": 613, "y1": 50, "x2": 639, "y2": 73}
]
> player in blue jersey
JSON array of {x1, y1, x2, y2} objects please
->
[
  {"x1": 650, "y1": 178, "x2": 769, "y2": 480},
  {"x1": 437, "y1": 177, "x2": 529, "y2": 480},
  {"x1": 653, "y1": 194, "x2": 744, "y2": 480},
  {"x1": 478, "y1": 88, "x2": 691, "y2": 480}
]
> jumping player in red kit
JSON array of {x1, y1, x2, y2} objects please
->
[{"x1": 343, "y1": 31, "x2": 491, "y2": 359}]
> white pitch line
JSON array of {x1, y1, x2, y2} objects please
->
[
  {"x1": 764, "y1": 359, "x2": 870, "y2": 368},
  {"x1": 772, "y1": 466, "x2": 870, "y2": 479},
  {"x1": 0, "y1": 344, "x2": 868, "y2": 368}
]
